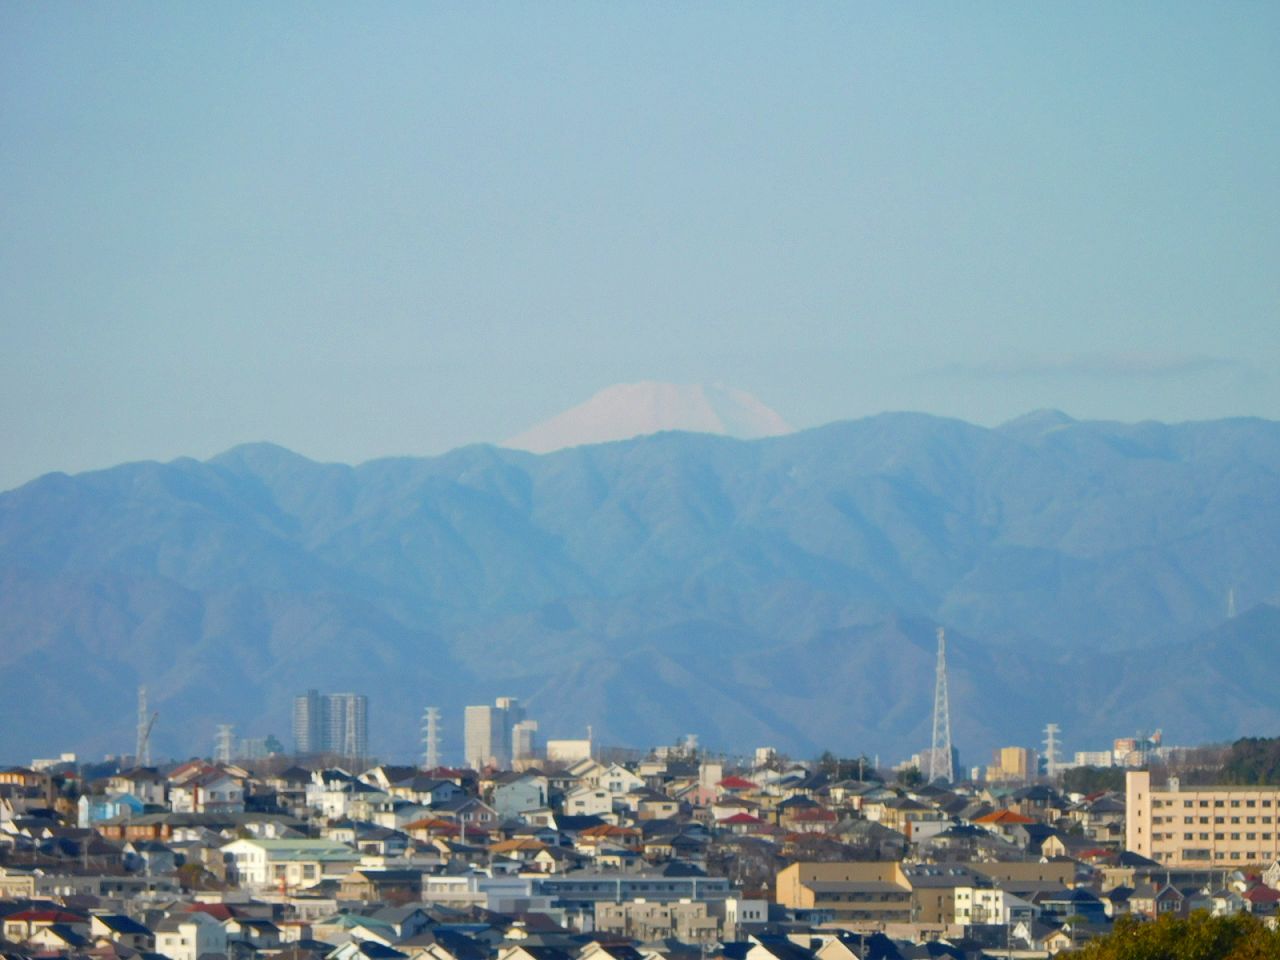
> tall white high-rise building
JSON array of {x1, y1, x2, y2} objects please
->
[
  {"x1": 464, "y1": 697, "x2": 527, "y2": 770},
  {"x1": 293, "y1": 690, "x2": 368, "y2": 760},
  {"x1": 512, "y1": 719, "x2": 539, "y2": 764}
]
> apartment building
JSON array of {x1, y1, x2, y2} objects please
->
[
  {"x1": 775, "y1": 862, "x2": 913, "y2": 925},
  {"x1": 1127, "y1": 769, "x2": 1280, "y2": 867}
]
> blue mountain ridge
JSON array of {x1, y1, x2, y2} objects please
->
[{"x1": 0, "y1": 411, "x2": 1277, "y2": 765}]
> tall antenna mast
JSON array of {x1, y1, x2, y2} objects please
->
[
  {"x1": 136, "y1": 686, "x2": 151, "y2": 767},
  {"x1": 929, "y1": 628, "x2": 954, "y2": 783},
  {"x1": 422, "y1": 707, "x2": 441, "y2": 769}
]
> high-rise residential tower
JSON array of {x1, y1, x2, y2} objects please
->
[
  {"x1": 464, "y1": 697, "x2": 527, "y2": 770},
  {"x1": 293, "y1": 690, "x2": 368, "y2": 759}
]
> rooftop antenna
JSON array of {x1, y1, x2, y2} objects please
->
[
  {"x1": 929, "y1": 628, "x2": 954, "y2": 783},
  {"x1": 422, "y1": 707, "x2": 441, "y2": 769}
]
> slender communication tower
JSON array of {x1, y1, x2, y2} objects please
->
[
  {"x1": 929, "y1": 628, "x2": 954, "y2": 783},
  {"x1": 422, "y1": 707, "x2": 441, "y2": 769},
  {"x1": 1043, "y1": 723, "x2": 1061, "y2": 779},
  {"x1": 136, "y1": 686, "x2": 151, "y2": 767}
]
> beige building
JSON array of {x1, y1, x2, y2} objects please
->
[
  {"x1": 1127, "y1": 770, "x2": 1280, "y2": 867},
  {"x1": 986, "y1": 747, "x2": 1034, "y2": 783},
  {"x1": 595, "y1": 899, "x2": 719, "y2": 942},
  {"x1": 776, "y1": 862, "x2": 912, "y2": 925}
]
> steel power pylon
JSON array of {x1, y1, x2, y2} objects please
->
[{"x1": 929, "y1": 628, "x2": 954, "y2": 783}]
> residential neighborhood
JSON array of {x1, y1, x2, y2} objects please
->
[{"x1": 4, "y1": 730, "x2": 1280, "y2": 960}]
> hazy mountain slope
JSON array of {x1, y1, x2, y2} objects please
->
[{"x1": 1, "y1": 413, "x2": 1279, "y2": 763}]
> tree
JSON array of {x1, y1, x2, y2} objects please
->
[
  {"x1": 1075, "y1": 912, "x2": 1280, "y2": 960},
  {"x1": 896, "y1": 766, "x2": 924, "y2": 788},
  {"x1": 1061, "y1": 765, "x2": 1126, "y2": 794},
  {"x1": 817, "y1": 751, "x2": 874, "y2": 781}
]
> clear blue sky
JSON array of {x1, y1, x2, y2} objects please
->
[{"x1": 2, "y1": 3, "x2": 1277, "y2": 491}]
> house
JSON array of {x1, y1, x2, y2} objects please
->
[
  {"x1": 221, "y1": 837, "x2": 361, "y2": 889},
  {"x1": 561, "y1": 786, "x2": 615, "y2": 818},
  {"x1": 1129, "y1": 881, "x2": 1187, "y2": 919},
  {"x1": 91, "y1": 913, "x2": 155, "y2": 951},
  {"x1": 585, "y1": 763, "x2": 646, "y2": 797},
  {"x1": 432, "y1": 796, "x2": 499, "y2": 834},
  {"x1": 338, "y1": 869, "x2": 424, "y2": 904},
  {"x1": 1244, "y1": 884, "x2": 1280, "y2": 916},
  {"x1": 27, "y1": 924, "x2": 91, "y2": 953},
  {"x1": 746, "y1": 933, "x2": 819, "y2": 960},
  {"x1": 154, "y1": 910, "x2": 228, "y2": 960},
  {"x1": 328, "y1": 940, "x2": 410, "y2": 960},
  {"x1": 225, "y1": 917, "x2": 282, "y2": 950},
  {"x1": 170, "y1": 771, "x2": 246, "y2": 814},
  {"x1": 107, "y1": 768, "x2": 167, "y2": 806},
  {"x1": 494, "y1": 945, "x2": 576, "y2": 960},
  {"x1": 3, "y1": 909, "x2": 89, "y2": 944},
  {"x1": 78, "y1": 792, "x2": 145, "y2": 828},
  {"x1": 493, "y1": 775, "x2": 549, "y2": 821}
]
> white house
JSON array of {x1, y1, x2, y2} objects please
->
[
  {"x1": 221, "y1": 837, "x2": 360, "y2": 890},
  {"x1": 154, "y1": 911, "x2": 227, "y2": 960}
]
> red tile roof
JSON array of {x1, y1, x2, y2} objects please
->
[
  {"x1": 719, "y1": 812, "x2": 766, "y2": 825},
  {"x1": 974, "y1": 809, "x2": 1035, "y2": 825}
]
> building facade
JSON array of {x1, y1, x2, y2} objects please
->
[
  {"x1": 1127, "y1": 769, "x2": 1280, "y2": 867},
  {"x1": 293, "y1": 690, "x2": 368, "y2": 758},
  {"x1": 464, "y1": 697, "x2": 525, "y2": 769}
]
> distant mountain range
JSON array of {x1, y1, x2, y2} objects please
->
[{"x1": 1, "y1": 410, "x2": 1279, "y2": 767}]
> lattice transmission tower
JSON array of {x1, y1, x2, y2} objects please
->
[{"x1": 929, "y1": 628, "x2": 954, "y2": 783}]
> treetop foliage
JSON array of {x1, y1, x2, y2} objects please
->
[
  {"x1": 1074, "y1": 912, "x2": 1280, "y2": 960},
  {"x1": 1219, "y1": 737, "x2": 1280, "y2": 786}
]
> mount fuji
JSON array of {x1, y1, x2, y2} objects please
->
[{"x1": 504, "y1": 381, "x2": 793, "y2": 453}]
